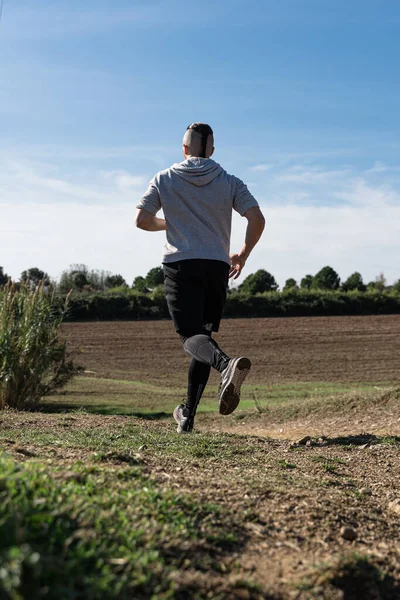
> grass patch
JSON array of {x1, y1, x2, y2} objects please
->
[
  {"x1": 0, "y1": 419, "x2": 261, "y2": 464},
  {"x1": 310, "y1": 456, "x2": 346, "y2": 475},
  {"x1": 41, "y1": 376, "x2": 389, "y2": 418},
  {"x1": 278, "y1": 459, "x2": 296, "y2": 469},
  {"x1": 0, "y1": 455, "x2": 252, "y2": 600},
  {"x1": 377, "y1": 436, "x2": 400, "y2": 446},
  {"x1": 239, "y1": 385, "x2": 400, "y2": 424}
]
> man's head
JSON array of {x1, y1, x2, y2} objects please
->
[{"x1": 183, "y1": 123, "x2": 214, "y2": 159}]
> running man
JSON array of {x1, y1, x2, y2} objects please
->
[{"x1": 136, "y1": 123, "x2": 265, "y2": 433}]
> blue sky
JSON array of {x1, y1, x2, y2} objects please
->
[{"x1": 1, "y1": 0, "x2": 400, "y2": 286}]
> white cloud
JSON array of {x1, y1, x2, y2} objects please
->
[
  {"x1": 2, "y1": 187, "x2": 399, "y2": 287},
  {"x1": 103, "y1": 171, "x2": 148, "y2": 191},
  {"x1": 276, "y1": 165, "x2": 351, "y2": 185},
  {"x1": 2, "y1": 1, "x2": 250, "y2": 40},
  {"x1": 2, "y1": 4, "x2": 161, "y2": 40},
  {"x1": 234, "y1": 195, "x2": 400, "y2": 286},
  {"x1": 365, "y1": 161, "x2": 388, "y2": 174},
  {"x1": 1, "y1": 202, "x2": 149, "y2": 283},
  {"x1": 249, "y1": 164, "x2": 273, "y2": 172},
  {"x1": 0, "y1": 159, "x2": 148, "y2": 204},
  {"x1": 1, "y1": 150, "x2": 400, "y2": 287}
]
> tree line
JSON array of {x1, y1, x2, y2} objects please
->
[
  {"x1": 1, "y1": 263, "x2": 399, "y2": 294},
  {"x1": 2, "y1": 263, "x2": 399, "y2": 321},
  {"x1": 237, "y1": 267, "x2": 398, "y2": 293}
]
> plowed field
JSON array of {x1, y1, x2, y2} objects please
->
[{"x1": 65, "y1": 314, "x2": 400, "y2": 386}]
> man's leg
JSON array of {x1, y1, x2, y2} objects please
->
[
  {"x1": 182, "y1": 333, "x2": 251, "y2": 416},
  {"x1": 163, "y1": 261, "x2": 211, "y2": 432},
  {"x1": 186, "y1": 358, "x2": 211, "y2": 417},
  {"x1": 164, "y1": 259, "x2": 251, "y2": 429},
  {"x1": 173, "y1": 354, "x2": 212, "y2": 435},
  {"x1": 182, "y1": 334, "x2": 230, "y2": 373},
  {"x1": 173, "y1": 333, "x2": 217, "y2": 433}
]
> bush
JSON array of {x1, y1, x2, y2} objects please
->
[
  {"x1": 224, "y1": 289, "x2": 400, "y2": 318},
  {"x1": 57, "y1": 288, "x2": 400, "y2": 321},
  {"x1": 0, "y1": 284, "x2": 82, "y2": 410},
  {"x1": 65, "y1": 290, "x2": 169, "y2": 321}
]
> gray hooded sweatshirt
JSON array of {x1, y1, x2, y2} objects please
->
[{"x1": 136, "y1": 157, "x2": 258, "y2": 265}]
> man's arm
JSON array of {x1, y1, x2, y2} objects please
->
[
  {"x1": 135, "y1": 208, "x2": 166, "y2": 232},
  {"x1": 229, "y1": 206, "x2": 265, "y2": 279}
]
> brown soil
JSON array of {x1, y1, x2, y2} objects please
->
[
  {"x1": 64, "y1": 315, "x2": 400, "y2": 387},
  {"x1": 198, "y1": 388, "x2": 400, "y2": 440},
  {"x1": 1, "y1": 411, "x2": 400, "y2": 599}
]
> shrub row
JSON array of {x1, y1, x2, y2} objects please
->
[
  {"x1": 62, "y1": 289, "x2": 400, "y2": 321},
  {"x1": 224, "y1": 289, "x2": 400, "y2": 318}
]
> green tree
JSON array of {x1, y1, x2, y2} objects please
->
[
  {"x1": 393, "y1": 279, "x2": 400, "y2": 294},
  {"x1": 0, "y1": 267, "x2": 9, "y2": 287},
  {"x1": 283, "y1": 278, "x2": 298, "y2": 291},
  {"x1": 300, "y1": 274, "x2": 313, "y2": 289},
  {"x1": 341, "y1": 272, "x2": 366, "y2": 292},
  {"x1": 21, "y1": 267, "x2": 50, "y2": 287},
  {"x1": 104, "y1": 274, "x2": 127, "y2": 289},
  {"x1": 58, "y1": 265, "x2": 118, "y2": 292},
  {"x1": 239, "y1": 269, "x2": 278, "y2": 294},
  {"x1": 374, "y1": 272, "x2": 386, "y2": 292},
  {"x1": 132, "y1": 276, "x2": 149, "y2": 293},
  {"x1": 72, "y1": 272, "x2": 89, "y2": 290},
  {"x1": 312, "y1": 266, "x2": 340, "y2": 290},
  {"x1": 145, "y1": 267, "x2": 164, "y2": 290},
  {"x1": 59, "y1": 264, "x2": 89, "y2": 292}
]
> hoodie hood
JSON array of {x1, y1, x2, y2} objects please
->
[{"x1": 170, "y1": 158, "x2": 223, "y2": 187}]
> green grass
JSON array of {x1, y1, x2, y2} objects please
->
[
  {"x1": 41, "y1": 376, "x2": 387, "y2": 417},
  {"x1": 278, "y1": 459, "x2": 296, "y2": 469},
  {"x1": 0, "y1": 455, "x2": 251, "y2": 600},
  {"x1": 0, "y1": 421, "x2": 262, "y2": 464}
]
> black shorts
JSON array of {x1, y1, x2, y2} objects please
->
[{"x1": 163, "y1": 259, "x2": 230, "y2": 337}]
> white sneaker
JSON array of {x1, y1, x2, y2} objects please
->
[
  {"x1": 173, "y1": 403, "x2": 194, "y2": 433},
  {"x1": 218, "y1": 357, "x2": 251, "y2": 415}
]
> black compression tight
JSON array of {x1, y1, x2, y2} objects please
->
[
  {"x1": 182, "y1": 334, "x2": 230, "y2": 373},
  {"x1": 186, "y1": 359, "x2": 211, "y2": 417}
]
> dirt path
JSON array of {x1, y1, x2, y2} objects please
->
[
  {"x1": 198, "y1": 402, "x2": 400, "y2": 441},
  {"x1": 1, "y1": 410, "x2": 399, "y2": 598}
]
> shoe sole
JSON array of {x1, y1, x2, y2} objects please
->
[{"x1": 218, "y1": 357, "x2": 252, "y2": 416}]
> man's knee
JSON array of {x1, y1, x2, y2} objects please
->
[
  {"x1": 179, "y1": 330, "x2": 211, "y2": 344},
  {"x1": 182, "y1": 334, "x2": 213, "y2": 365}
]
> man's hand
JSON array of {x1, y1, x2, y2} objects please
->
[
  {"x1": 230, "y1": 207, "x2": 265, "y2": 279},
  {"x1": 229, "y1": 253, "x2": 247, "y2": 279}
]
